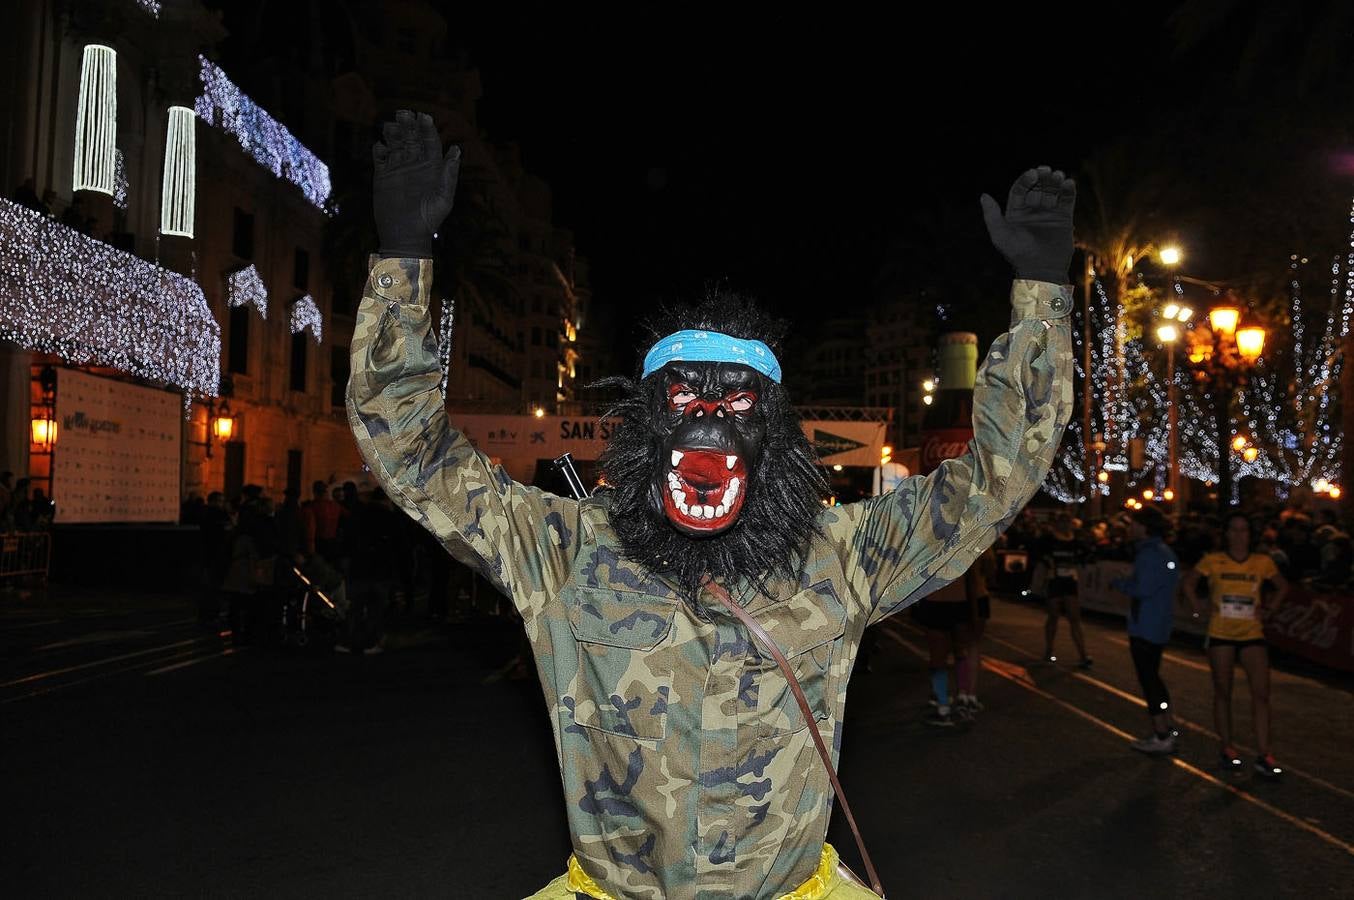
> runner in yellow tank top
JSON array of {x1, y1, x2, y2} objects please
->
[{"x1": 1187, "y1": 513, "x2": 1288, "y2": 779}]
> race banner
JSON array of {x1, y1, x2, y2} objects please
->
[
  {"x1": 53, "y1": 368, "x2": 182, "y2": 523},
  {"x1": 452, "y1": 415, "x2": 886, "y2": 467}
]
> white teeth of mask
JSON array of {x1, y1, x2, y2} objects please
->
[
  {"x1": 690, "y1": 506, "x2": 703, "y2": 519},
  {"x1": 715, "y1": 504, "x2": 727, "y2": 517},
  {"x1": 671, "y1": 489, "x2": 684, "y2": 503},
  {"x1": 725, "y1": 455, "x2": 737, "y2": 470},
  {"x1": 703, "y1": 505, "x2": 715, "y2": 518},
  {"x1": 671, "y1": 450, "x2": 684, "y2": 466}
]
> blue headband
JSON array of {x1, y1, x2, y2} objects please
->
[{"x1": 642, "y1": 329, "x2": 783, "y2": 383}]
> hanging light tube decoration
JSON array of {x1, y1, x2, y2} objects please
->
[
  {"x1": 0, "y1": 199, "x2": 220, "y2": 398},
  {"x1": 160, "y1": 106, "x2": 196, "y2": 238},
  {"x1": 289, "y1": 294, "x2": 323, "y2": 343},
  {"x1": 194, "y1": 56, "x2": 331, "y2": 210},
  {"x1": 73, "y1": 45, "x2": 117, "y2": 195},
  {"x1": 227, "y1": 264, "x2": 268, "y2": 318}
]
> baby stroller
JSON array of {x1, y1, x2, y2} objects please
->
[{"x1": 279, "y1": 558, "x2": 347, "y2": 651}]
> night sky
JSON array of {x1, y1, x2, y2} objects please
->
[
  {"x1": 215, "y1": 1, "x2": 1354, "y2": 345},
  {"x1": 449, "y1": 3, "x2": 1185, "y2": 327}
]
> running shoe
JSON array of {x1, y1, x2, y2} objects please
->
[
  {"x1": 1253, "y1": 754, "x2": 1283, "y2": 779},
  {"x1": 1043, "y1": 653, "x2": 1057, "y2": 664},
  {"x1": 924, "y1": 707, "x2": 956, "y2": 727},
  {"x1": 1218, "y1": 746, "x2": 1244, "y2": 772},
  {"x1": 1130, "y1": 733, "x2": 1176, "y2": 755},
  {"x1": 956, "y1": 693, "x2": 985, "y2": 713},
  {"x1": 1076, "y1": 657, "x2": 1095, "y2": 670}
]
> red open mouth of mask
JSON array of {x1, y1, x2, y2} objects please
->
[{"x1": 661, "y1": 448, "x2": 748, "y2": 533}]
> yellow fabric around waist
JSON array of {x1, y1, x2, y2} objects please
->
[{"x1": 565, "y1": 843, "x2": 842, "y2": 900}]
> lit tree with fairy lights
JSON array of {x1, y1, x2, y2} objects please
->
[{"x1": 1044, "y1": 218, "x2": 1354, "y2": 506}]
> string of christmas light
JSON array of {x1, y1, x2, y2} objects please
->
[
  {"x1": 194, "y1": 56, "x2": 331, "y2": 210},
  {"x1": 135, "y1": 0, "x2": 162, "y2": 16},
  {"x1": 438, "y1": 294, "x2": 456, "y2": 399},
  {"x1": 227, "y1": 264, "x2": 268, "y2": 318},
  {"x1": 113, "y1": 149, "x2": 128, "y2": 210},
  {"x1": 73, "y1": 45, "x2": 116, "y2": 195},
  {"x1": 0, "y1": 199, "x2": 220, "y2": 397},
  {"x1": 289, "y1": 295, "x2": 322, "y2": 343},
  {"x1": 160, "y1": 106, "x2": 196, "y2": 238}
]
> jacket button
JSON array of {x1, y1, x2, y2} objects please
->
[
  {"x1": 377, "y1": 273, "x2": 394, "y2": 289},
  {"x1": 1049, "y1": 296, "x2": 1066, "y2": 312}
]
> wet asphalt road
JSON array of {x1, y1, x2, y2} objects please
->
[{"x1": 2, "y1": 588, "x2": 1352, "y2": 899}]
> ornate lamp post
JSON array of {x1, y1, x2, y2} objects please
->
[{"x1": 1187, "y1": 300, "x2": 1265, "y2": 508}]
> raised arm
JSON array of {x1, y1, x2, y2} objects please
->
[
  {"x1": 838, "y1": 167, "x2": 1076, "y2": 624},
  {"x1": 346, "y1": 111, "x2": 579, "y2": 628}
]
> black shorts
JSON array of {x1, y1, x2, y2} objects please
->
[
  {"x1": 975, "y1": 594, "x2": 991, "y2": 620},
  {"x1": 911, "y1": 599, "x2": 972, "y2": 630},
  {"x1": 1047, "y1": 576, "x2": 1078, "y2": 598},
  {"x1": 1205, "y1": 636, "x2": 1266, "y2": 650}
]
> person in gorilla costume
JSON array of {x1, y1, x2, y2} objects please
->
[{"x1": 349, "y1": 110, "x2": 1074, "y2": 900}]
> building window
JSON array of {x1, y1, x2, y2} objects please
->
[
  {"x1": 287, "y1": 449, "x2": 303, "y2": 494},
  {"x1": 531, "y1": 327, "x2": 542, "y2": 346},
  {"x1": 232, "y1": 208, "x2": 254, "y2": 260},
  {"x1": 330, "y1": 346, "x2": 349, "y2": 407},
  {"x1": 228, "y1": 304, "x2": 249, "y2": 374},
  {"x1": 332, "y1": 286, "x2": 353, "y2": 317},
  {"x1": 293, "y1": 247, "x2": 309, "y2": 291},
  {"x1": 290, "y1": 331, "x2": 307, "y2": 392}
]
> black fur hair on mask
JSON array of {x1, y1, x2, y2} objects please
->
[{"x1": 593, "y1": 287, "x2": 829, "y2": 600}]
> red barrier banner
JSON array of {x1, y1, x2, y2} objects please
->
[{"x1": 1262, "y1": 586, "x2": 1354, "y2": 673}]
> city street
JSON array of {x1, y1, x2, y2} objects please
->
[{"x1": 3, "y1": 591, "x2": 1352, "y2": 898}]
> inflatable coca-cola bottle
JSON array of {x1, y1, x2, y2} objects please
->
[{"x1": 920, "y1": 331, "x2": 977, "y2": 475}]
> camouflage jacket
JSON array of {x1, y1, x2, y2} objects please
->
[{"x1": 348, "y1": 257, "x2": 1074, "y2": 899}]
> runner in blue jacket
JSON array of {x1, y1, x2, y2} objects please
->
[{"x1": 1112, "y1": 506, "x2": 1181, "y2": 754}]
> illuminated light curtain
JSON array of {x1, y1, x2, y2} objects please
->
[
  {"x1": 289, "y1": 295, "x2": 323, "y2": 343},
  {"x1": 194, "y1": 56, "x2": 331, "y2": 210},
  {"x1": 227, "y1": 264, "x2": 268, "y2": 318},
  {"x1": 160, "y1": 106, "x2": 196, "y2": 237},
  {"x1": 73, "y1": 45, "x2": 117, "y2": 195},
  {"x1": 113, "y1": 149, "x2": 129, "y2": 210},
  {"x1": 0, "y1": 198, "x2": 220, "y2": 397}
]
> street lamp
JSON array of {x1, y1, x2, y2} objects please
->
[
  {"x1": 1157, "y1": 302, "x2": 1193, "y2": 505},
  {"x1": 1208, "y1": 306, "x2": 1240, "y2": 335},
  {"x1": 1235, "y1": 326, "x2": 1265, "y2": 361}
]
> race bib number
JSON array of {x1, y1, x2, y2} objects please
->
[
  {"x1": 1054, "y1": 565, "x2": 1079, "y2": 579},
  {"x1": 1220, "y1": 594, "x2": 1256, "y2": 619}
]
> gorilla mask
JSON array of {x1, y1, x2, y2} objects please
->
[
  {"x1": 596, "y1": 290, "x2": 829, "y2": 598},
  {"x1": 658, "y1": 361, "x2": 764, "y2": 536}
]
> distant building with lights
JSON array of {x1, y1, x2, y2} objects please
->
[
  {"x1": 321, "y1": 0, "x2": 595, "y2": 416},
  {"x1": 864, "y1": 297, "x2": 935, "y2": 451},
  {"x1": 0, "y1": 0, "x2": 597, "y2": 535},
  {"x1": 0, "y1": 0, "x2": 357, "y2": 519}
]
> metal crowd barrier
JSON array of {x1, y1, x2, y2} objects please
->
[{"x1": 0, "y1": 532, "x2": 52, "y2": 584}]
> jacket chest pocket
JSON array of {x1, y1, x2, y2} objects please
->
[
  {"x1": 748, "y1": 581, "x2": 847, "y2": 735},
  {"x1": 567, "y1": 588, "x2": 678, "y2": 741}
]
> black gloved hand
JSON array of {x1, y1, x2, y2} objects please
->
[
  {"x1": 372, "y1": 109, "x2": 461, "y2": 258},
  {"x1": 980, "y1": 166, "x2": 1076, "y2": 284}
]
